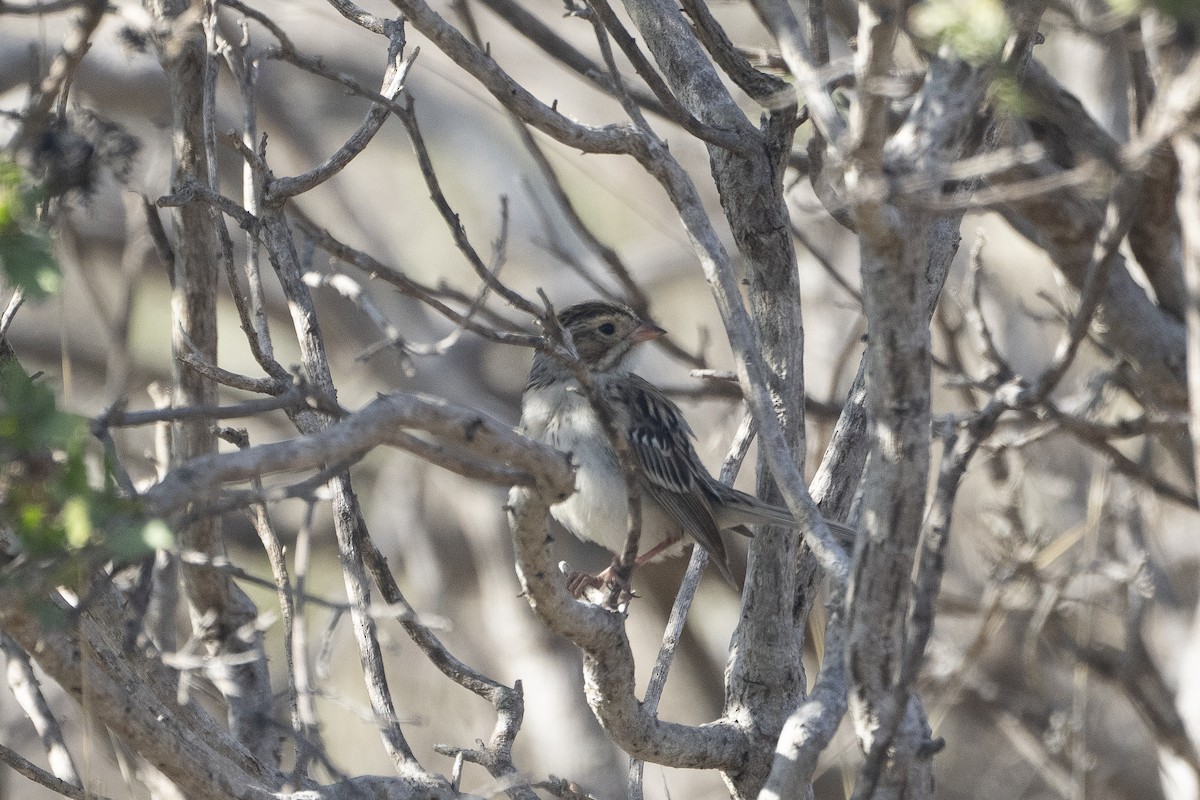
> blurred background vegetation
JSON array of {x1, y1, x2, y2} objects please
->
[{"x1": 2, "y1": 1, "x2": 1198, "y2": 798}]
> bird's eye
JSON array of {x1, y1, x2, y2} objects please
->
[{"x1": 598, "y1": 322, "x2": 617, "y2": 336}]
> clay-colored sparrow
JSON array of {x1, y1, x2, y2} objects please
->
[{"x1": 520, "y1": 300, "x2": 844, "y2": 594}]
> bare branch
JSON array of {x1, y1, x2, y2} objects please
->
[
  {"x1": 146, "y1": 391, "x2": 572, "y2": 516},
  {"x1": 97, "y1": 387, "x2": 324, "y2": 428},
  {"x1": 11, "y1": 0, "x2": 107, "y2": 153},
  {"x1": 0, "y1": 583, "x2": 275, "y2": 800},
  {"x1": 0, "y1": 633, "x2": 81, "y2": 787},
  {"x1": 506, "y1": 486, "x2": 753, "y2": 770},
  {"x1": 324, "y1": 0, "x2": 392, "y2": 35},
  {"x1": 758, "y1": 606, "x2": 849, "y2": 797},
  {"x1": 748, "y1": 0, "x2": 848, "y2": 150},
  {"x1": 358, "y1": 534, "x2": 537, "y2": 800},
  {"x1": 396, "y1": 97, "x2": 540, "y2": 317},
  {"x1": 292, "y1": 212, "x2": 540, "y2": 348},
  {"x1": 0, "y1": 742, "x2": 101, "y2": 800},
  {"x1": 268, "y1": 23, "x2": 412, "y2": 200},
  {"x1": 678, "y1": 0, "x2": 793, "y2": 108},
  {"x1": 0, "y1": 0, "x2": 105, "y2": 14},
  {"x1": 630, "y1": 407, "x2": 757, "y2": 799},
  {"x1": 469, "y1": 0, "x2": 669, "y2": 118},
  {"x1": 585, "y1": 0, "x2": 751, "y2": 154},
  {"x1": 156, "y1": 181, "x2": 259, "y2": 230},
  {"x1": 385, "y1": 0, "x2": 643, "y2": 154},
  {"x1": 995, "y1": 60, "x2": 1188, "y2": 409},
  {"x1": 1018, "y1": 173, "x2": 1143, "y2": 406},
  {"x1": 1176, "y1": 132, "x2": 1200, "y2": 498},
  {"x1": 0, "y1": 289, "x2": 25, "y2": 339}
]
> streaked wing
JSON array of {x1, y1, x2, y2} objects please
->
[{"x1": 608, "y1": 375, "x2": 729, "y2": 565}]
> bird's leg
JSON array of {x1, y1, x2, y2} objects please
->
[
  {"x1": 632, "y1": 538, "x2": 678, "y2": 567},
  {"x1": 567, "y1": 537, "x2": 686, "y2": 599},
  {"x1": 602, "y1": 557, "x2": 636, "y2": 607}
]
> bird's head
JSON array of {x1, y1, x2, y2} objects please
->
[{"x1": 555, "y1": 301, "x2": 666, "y2": 372}]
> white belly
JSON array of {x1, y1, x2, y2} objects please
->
[{"x1": 521, "y1": 385, "x2": 682, "y2": 557}]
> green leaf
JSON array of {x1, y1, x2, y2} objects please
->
[
  {"x1": 0, "y1": 229, "x2": 61, "y2": 299},
  {"x1": 0, "y1": 186, "x2": 17, "y2": 233},
  {"x1": 26, "y1": 597, "x2": 67, "y2": 629},
  {"x1": 61, "y1": 496, "x2": 93, "y2": 548},
  {"x1": 0, "y1": 158, "x2": 22, "y2": 233},
  {"x1": 19, "y1": 501, "x2": 48, "y2": 532},
  {"x1": 0, "y1": 159, "x2": 20, "y2": 188},
  {"x1": 0, "y1": 353, "x2": 164, "y2": 577},
  {"x1": 910, "y1": 0, "x2": 1011, "y2": 65},
  {"x1": 0, "y1": 362, "x2": 87, "y2": 452},
  {"x1": 991, "y1": 75, "x2": 1034, "y2": 117},
  {"x1": 59, "y1": 446, "x2": 91, "y2": 495},
  {"x1": 15, "y1": 500, "x2": 67, "y2": 556},
  {"x1": 140, "y1": 519, "x2": 174, "y2": 550},
  {"x1": 107, "y1": 518, "x2": 174, "y2": 560}
]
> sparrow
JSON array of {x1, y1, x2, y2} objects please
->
[{"x1": 519, "y1": 300, "x2": 846, "y2": 595}]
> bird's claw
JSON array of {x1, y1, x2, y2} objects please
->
[
  {"x1": 563, "y1": 566, "x2": 637, "y2": 607},
  {"x1": 566, "y1": 570, "x2": 604, "y2": 597}
]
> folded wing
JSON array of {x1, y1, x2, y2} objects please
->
[{"x1": 608, "y1": 375, "x2": 737, "y2": 585}]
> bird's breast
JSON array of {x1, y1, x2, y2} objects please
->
[
  {"x1": 521, "y1": 385, "x2": 599, "y2": 449},
  {"x1": 520, "y1": 386, "x2": 678, "y2": 555}
]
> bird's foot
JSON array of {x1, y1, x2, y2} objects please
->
[
  {"x1": 561, "y1": 562, "x2": 636, "y2": 606},
  {"x1": 594, "y1": 561, "x2": 637, "y2": 607},
  {"x1": 566, "y1": 569, "x2": 605, "y2": 598}
]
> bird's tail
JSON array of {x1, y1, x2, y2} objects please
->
[
  {"x1": 709, "y1": 550, "x2": 740, "y2": 590},
  {"x1": 723, "y1": 489, "x2": 859, "y2": 543}
]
